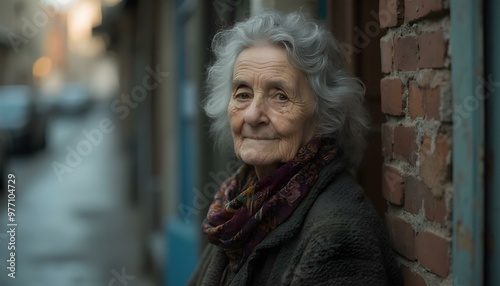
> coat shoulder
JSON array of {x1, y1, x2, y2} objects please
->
[
  {"x1": 288, "y1": 170, "x2": 403, "y2": 286},
  {"x1": 306, "y1": 170, "x2": 378, "y2": 229}
]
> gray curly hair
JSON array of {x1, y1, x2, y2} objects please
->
[{"x1": 204, "y1": 11, "x2": 371, "y2": 167}]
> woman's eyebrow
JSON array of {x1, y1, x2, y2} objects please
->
[
  {"x1": 231, "y1": 79, "x2": 290, "y2": 91},
  {"x1": 265, "y1": 80, "x2": 288, "y2": 91},
  {"x1": 232, "y1": 79, "x2": 249, "y2": 90}
]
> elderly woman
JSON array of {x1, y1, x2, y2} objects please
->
[{"x1": 189, "y1": 11, "x2": 403, "y2": 286}]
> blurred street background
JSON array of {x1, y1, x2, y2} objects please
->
[
  {"x1": 0, "y1": 0, "x2": 406, "y2": 285},
  {"x1": 0, "y1": 104, "x2": 153, "y2": 286}
]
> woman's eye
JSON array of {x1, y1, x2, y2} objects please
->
[
  {"x1": 235, "y1": 92, "x2": 250, "y2": 99},
  {"x1": 276, "y1": 93, "x2": 289, "y2": 101}
]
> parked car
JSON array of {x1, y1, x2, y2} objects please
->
[
  {"x1": 55, "y1": 83, "x2": 93, "y2": 115},
  {"x1": 38, "y1": 88, "x2": 60, "y2": 116},
  {"x1": 0, "y1": 85, "x2": 48, "y2": 153}
]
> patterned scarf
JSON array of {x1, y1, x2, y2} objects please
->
[{"x1": 202, "y1": 136, "x2": 339, "y2": 272}]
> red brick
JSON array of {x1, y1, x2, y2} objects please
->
[
  {"x1": 394, "y1": 36, "x2": 418, "y2": 71},
  {"x1": 405, "y1": 0, "x2": 445, "y2": 22},
  {"x1": 418, "y1": 30, "x2": 447, "y2": 69},
  {"x1": 381, "y1": 124, "x2": 394, "y2": 158},
  {"x1": 381, "y1": 77, "x2": 404, "y2": 115},
  {"x1": 404, "y1": 175, "x2": 426, "y2": 214},
  {"x1": 423, "y1": 86, "x2": 440, "y2": 120},
  {"x1": 408, "y1": 82, "x2": 425, "y2": 118},
  {"x1": 393, "y1": 126, "x2": 418, "y2": 165},
  {"x1": 409, "y1": 81, "x2": 441, "y2": 120},
  {"x1": 380, "y1": 37, "x2": 393, "y2": 73},
  {"x1": 415, "y1": 231, "x2": 450, "y2": 277},
  {"x1": 382, "y1": 165, "x2": 404, "y2": 205},
  {"x1": 385, "y1": 213, "x2": 416, "y2": 260},
  {"x1": 404, "y1": 174, "x2": 446, "y2": 225},
  {"x1": 402, "y1": 266, "x2": 427, "y2": 286},
  {"x1": 420, "y1": 134, "x2": 450, "y2": 195},
  {"x1": 424, "y1": 189, "x2": 447, "y2": 226},
  {"x1": 379, "y1": 0, "x2": 401, "y2": 28}
]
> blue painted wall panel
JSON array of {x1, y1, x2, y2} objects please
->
[
  {"x1": 450, "y1": 0, "x2": 484, "y2": 285},
  {"x1": 165, "y1": 1, "x2": 200, "y2": 285},
  {"x1": 485, "y1": 0, "x2": 500, "y2": 284}
]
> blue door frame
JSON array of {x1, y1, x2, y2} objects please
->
[
  {"x1": 165, "y1": 1, "x2": 199, "y2": 285},
  {"x1": 485, "y1": 0, "x2": 500, "y2": 285},
  {"x1": 451, "y1": 0, "x2": 500, "y2": 284},
  {"x1": 450, "y1": 0, "x2": 484, "y2": 285}
]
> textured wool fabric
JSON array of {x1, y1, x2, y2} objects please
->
[
  {"x1": 188, "y1": 159, "x2": 403, "y2": 286},
  {"x1": 202, "y1": 137, "x2": 339, "y2": 272}
]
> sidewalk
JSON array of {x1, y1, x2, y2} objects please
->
[{"x1": 0, "y1": 105, "x2": 155, "y2": 286}]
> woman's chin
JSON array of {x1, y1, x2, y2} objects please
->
[
  {"x1": 240, "y1": 157, "x2": 271, "y2": 167},
  {"x1": 239, "y1": 152, "x2": 277, "y2": 168}
]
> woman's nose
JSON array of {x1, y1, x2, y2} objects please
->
[{"x1": 244, "y1": 97, "x2": 269, "y2": 126}]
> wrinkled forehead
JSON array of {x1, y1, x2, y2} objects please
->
[{"x1": 232, "y1": 45, "x2": 307, "y2": 85}]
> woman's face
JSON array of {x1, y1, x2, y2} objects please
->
[{"x1": 228, "y1": 45, "x2": 316, "y2": 178}]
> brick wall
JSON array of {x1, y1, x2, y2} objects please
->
[{"x1": 379, "y1": 0, "x2": 453, "y2": 284}]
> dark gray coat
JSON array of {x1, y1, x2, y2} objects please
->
[{"x1": 188, "y1": 160, "x2": 403, "y2": 286}]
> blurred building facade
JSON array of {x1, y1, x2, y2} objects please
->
[
  {"x1": 0, "y1": 0, "x2": 45, "y2": 85},
  {"x1": 0, "y1": 0, "x2": 117, "y2": 95}
]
